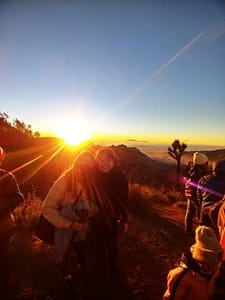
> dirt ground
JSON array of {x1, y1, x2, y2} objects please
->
[{"x1": 8, "y1": 198, "x2": 195, "y2": 300}]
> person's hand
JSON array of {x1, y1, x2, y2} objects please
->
[{"x1": 71, "y1": 221, "x2": 84, "y2": 231}]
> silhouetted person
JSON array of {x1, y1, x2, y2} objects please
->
[
  {"x1": 86, "y1": 148, "x2": 129, "y2": 300},
  {"x1": 198, "y1": 160, "x2": 225, "y2": 228},
  {"x1": 184, "y1": 152, "x2": 209, "y2": 234},
  {"x1": 0, "y1": 146, "x2": 24, "y2": 299}
]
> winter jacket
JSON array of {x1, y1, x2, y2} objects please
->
[
  {"x1": 42, "y1": 174, "x2": 98, "y2": 228},
  {"x1": 197, "y1": 174, "x2": 225, "y2": 209},
  {"x1": 163, "y1": 252, "x2": 222, "y2": 300},
  {"x1": 42, "y1": 174, "x2": 98, "y2": 262},
  {"x1": 0, "y1": 169, "x2": 24, "y2": 237},
  {"x1": 94, "y1": 166, "x2": 129, "y2": 226},
  {"x1": 184, "y1": 165, "x2": 209, "y2": 208},
  {"x1": 42, "y1": 175, "x2": 74, "y2": 228},
  {"x1": 54, "y1": 200, "x2": 98, "y2": 263}
]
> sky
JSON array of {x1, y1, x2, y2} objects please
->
[{"x1": 0, "y1": 0, "x2": 225, "y2": 147}]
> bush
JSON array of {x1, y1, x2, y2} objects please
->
[
  {"x1": 129, "y1": 183, "x2": 185, "y2": 206},
  {"x1": 14, "y1": 197, "x2": 43, "y2": 231}
]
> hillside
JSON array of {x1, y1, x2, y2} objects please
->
[
  {"x1": 1, "y1": 139, "x2": 178, "y2": 200},
  {"x1": 0, "y1": 117, "x2": 30, "y2": 147},
  {"x1": 2, "y1": 135, "x2": 225, "y2": 200}
]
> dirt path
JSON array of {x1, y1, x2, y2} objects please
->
[
  {"x1": 119, "y1": 198, "x2": 195, "y2": 299},
  {"x1": 9, "y1": 199, "x2": 194, "y2": 300}
]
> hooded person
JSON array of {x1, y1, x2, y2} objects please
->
[
  {"x1": 163, "y1": 226, "x2": 224, "y2": 300},
  {"x1": 0, "y1": 146, "x2": 24, "y2": 297},
  {"x1": 184, "y1": 152, "x2": 209, "y2": 234}
]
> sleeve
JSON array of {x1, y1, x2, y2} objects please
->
[
  {"x1": 185, "y1": 172, "x2": 201, "y2": 209},
  {"x1": 42, "y1": 176, "x2": 72, "y2": 229},
  {"x1": 197, "y1": 178, "x2": 204, "y2": 209},
  {"x1": 218, "y1": 202, "x2": 225, "y2": 235},
  {"x1": 163, "y1": 267, "x2": 189, "y2": 300},
  {"x1": 117, "y1": 170, "x2": 129, "y2": 223},
  {"x1": 0, "y1": 172, "x2": 24, "y2": 214}
]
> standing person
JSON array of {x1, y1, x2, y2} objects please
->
[
  {"x1": 198, "y1": 160, "x2": 225, "y2": 228},
  {"x1": 41, "y1": 150, "x2": 98, "y2": 296},
  {"x1": 163, "y1": 225, "x2": 224, "y2": 300},
  {"x1": 0, "y1": 146, "x2": 24, "y2": 299},
  {"x1": 184, "y1": 152, "x2": 209, "y2": 234},
  {"x1": 87, "y1": 147, "x2": 129, "y2": 299}
]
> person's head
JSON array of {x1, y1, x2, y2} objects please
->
[
  {"x1": 73, "y1": 150, "x2": 96, "y2": 179},
  {"x1": 214, "y1": 160, "x2": 225, "y2": 178},
  {"x1": 96, "y1": 148, "x2": 116, "y2": 173},
  {"x1": 0, "y1": 147, "x2": 5, "y2": 166},
  {"x1": 190, "y1": 225, "x2": 223, "y2": 273},
  {"x1": 192, "y1": 152, "x2": 208, "y2": 166},
  {"x1": 65, "y1": 150, "x2": 96, "y2": 195}
]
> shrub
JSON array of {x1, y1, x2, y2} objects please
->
[
  {"x1": 129, "y1": 183, "x2": 185, "y2": 206},
  {"x1": 14, "y1": 197, "x2": 43, "y2": 231}
]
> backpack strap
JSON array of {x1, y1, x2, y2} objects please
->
[{"x1": 169, "y1": 268, "x2": 189, "y2": 300}]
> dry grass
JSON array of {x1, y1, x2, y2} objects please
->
[{"x1": 129, "y1": 183, "x2": 185, "y2": 205}]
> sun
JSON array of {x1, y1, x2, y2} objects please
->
[{"x1": 55, "y1": 119, "x2": 93, "y2": 146}]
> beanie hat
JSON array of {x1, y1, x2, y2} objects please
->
[
  {"x1": 190, "y1": 226, "x2": 223, "y2": 264},
  {"x1": 0, "y1": 147, "x2": 5, "y2": 163},
  {"x1": 193, "y1": 152, "x2": 208, "y2": 165}
]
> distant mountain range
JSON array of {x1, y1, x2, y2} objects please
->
[{"x1": 1, "y1": 117, "x2": 225, "y2": 197}]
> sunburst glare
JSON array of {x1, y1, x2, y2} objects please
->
[{"x1": 55, "y1": 119, "x2": 93, "y2": 146}]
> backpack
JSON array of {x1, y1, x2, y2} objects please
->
[
  {"x1": 201, "y1": 201, "x2": 223, "y2": 233},
  {"x1": 211, "y1": 261, "x2": 225, "y2": 300},
  {"x1": 169, "y1": 268, "x2": 189, "y2": 299}
]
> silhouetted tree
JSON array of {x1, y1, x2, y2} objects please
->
[
  {"x1": 34, "y1": 131, "x2": 41, "y2": 138},
  {"x1": 0, "y1": 111, "x2": 9, "y2": 123},
  {"x1": 168, "y1": 139, "x2": 187, "y2": 189}
]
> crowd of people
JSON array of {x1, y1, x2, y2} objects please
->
[
  {"x1": 1, "y1": 145, "x2": 225, "y2": 299},
  {"x1": 164, "y1": 152, "x2": 225, "y2": 299}
]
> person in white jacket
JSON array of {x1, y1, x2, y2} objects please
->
[{"x1": 42, "y1": 150, "x2": 98, "y2": 288}]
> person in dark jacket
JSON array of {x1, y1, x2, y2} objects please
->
[
  {"x1": 184, "y1": 152, "x2": 209, "y2": 234},
  {"x1": 198, "y1": 160, "x2": 225, "y2": 228},
  {"x1": 85, "y1": 147, "x2": 129, "y2": 300},
  {"x1": 0, "y1": 146, "x2": 24, "y2": 299},
  {"x1": 95, "y1": 148, "x2": 128, "y2": 267}
]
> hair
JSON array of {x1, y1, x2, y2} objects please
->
[
  {"x1": 63, "y1": 150, "x2": 96, "y2": 199},
  {"x1": 96, "y1": 147, "x2": 117, "y2": 164}
]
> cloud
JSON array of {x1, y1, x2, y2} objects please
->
[
  {"x1": 103, "y1": 22, "x2": 217, "y2": 117},
  {"x1": 126, "y1": 139, "x2": 148, "y2": 143}
]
